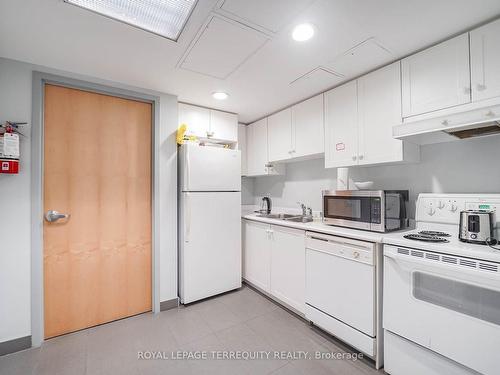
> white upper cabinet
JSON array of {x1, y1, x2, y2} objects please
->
[
  {"x1": 246, "y1": 118, "x2": 267, "y2": 176},
  {"x1": 179, "y1": 103, "x2": 210, "y2": 138},
  {"x1": 324, "y1": 81, "x2": 359, "y2": 168},
  {"x1": 178, "y1": 103, "x2": 238, "y2": 142},
  {"x1": 292, "y1": 94, "x2": 324, "y2": 159},
  {"x1": 358, "y1": 62, "x2": 409, "y2": 165},
  {"x1": 209, "y1": 110, "x2": 238, "y2": 142},
  {"x1": 470, "y1": 19, "x2": 500, "y2": 102},
  {"x1": 238, "y1": 123, "x2": 247, "y2": 176},
  {"x1": 401, "y1": 34, "x2": 471, "y2": 117},
  {"x1": 268, "y1": 108, "x2": 292, "y2": 162}
]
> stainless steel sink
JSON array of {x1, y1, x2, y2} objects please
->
[
  {"x1": 256, "y1": 213, "x2": 298, "y2": 219},
  {"x1": 256, "y1": 213, "x2": 314, "y2": 223},
  {"x1": 284, "y1": 216, "x2": 314, "y2": 223}
]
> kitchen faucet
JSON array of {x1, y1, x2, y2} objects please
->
[{"x1": 297, "y1": 202, "x2": 313, "y2": 218}]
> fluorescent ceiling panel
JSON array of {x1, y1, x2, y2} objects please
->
[{"x1": 64, "y1": 0, "x2": 197, "y2": 40}]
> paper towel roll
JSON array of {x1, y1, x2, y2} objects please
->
[{"x1": 337, "y1": 168, "x2": 349, "y2": 190}]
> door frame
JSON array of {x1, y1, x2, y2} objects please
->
[{"x1": 31, "y1": 72, "x2": 161, "y2": 346}]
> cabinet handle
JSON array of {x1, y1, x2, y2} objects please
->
[
  {"x1": 463, "y1": 87, "x2": 471, "y2": 95},
  {"x1": 352, "y1": 155, "x2": 357, "y2": 161},
  {"x1": 358, "y1": 155, "x2": 364, "y2": 160},
  {"x1": 441, "y1": 120, "x2": 449, "y2": 126},
  {"x1": 206, "y1": 131, "x2": 214, "y2": 138},
  {"x1": 485, "y1": 110, "x2": 495, "y2": 118},
  {"x1": 476, "y1": 84, "x2": 487, "y2": 92}
]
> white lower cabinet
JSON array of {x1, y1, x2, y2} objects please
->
[
  {"x1": 243, "y1": 220, "x2": 305, "y2": 314},
  {"x1": 243, "y1": 220, "x2": 271, "y2": 292},
  {"x1": 270, "y1": 226, "x2": 305, "y2": 314}
]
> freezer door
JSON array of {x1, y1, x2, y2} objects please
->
[
  {"x1": 179, "y1": 192, "x2": 241, "y2": 303},
  {"x1": 179, "y1": 144, "x2": 241, "y2": 191}
]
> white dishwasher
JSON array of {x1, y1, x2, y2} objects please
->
[{"x1": 305, "y1": 231, "x2": 378, "y2": 359}]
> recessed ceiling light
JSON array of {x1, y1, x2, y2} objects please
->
[
  {"x1": 64, "y1": 0, "x2": 198, "y2": 41},
  {"x1": 292, "y1": 23, "x2": 315, "y2": 42},
  {"x1": 212, "y1": 92, "x2": 229, "y2": 100}
]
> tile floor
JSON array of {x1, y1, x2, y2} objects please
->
[{"x1": 0, "y1": 285, "x2": 384, "y2": 375}]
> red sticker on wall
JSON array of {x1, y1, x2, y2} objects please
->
[{"x1": 336, "y1": 142, "x2": 345, "y2": 151}]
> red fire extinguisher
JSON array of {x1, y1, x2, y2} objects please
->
[{"x1": 0, "y1": 121, "x2": 24, "y2": 174}]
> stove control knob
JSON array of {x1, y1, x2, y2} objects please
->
[
  {"x1": 437, "y1": 200, "x2": 445, "y2": 209},
  {"x1": 447, "y1": 201, "x2": 458, "y2": 212},
  {"x1": 427, "y1": 206, "x2": 436, "y2": 216}
]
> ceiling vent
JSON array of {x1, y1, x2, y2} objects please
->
[{"x1": 177, "y1": 14, "x2": 269, "y2": 79}]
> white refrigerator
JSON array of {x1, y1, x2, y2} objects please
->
[{"x1": 178, "y1": 144, "x2": 242, "y2": 304}]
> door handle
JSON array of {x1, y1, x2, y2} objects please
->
[{"x1": 45, "y1": 210, "x2": 70, "y2": 223}]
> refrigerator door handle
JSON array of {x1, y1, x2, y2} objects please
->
[{"x1": 185, "y1": 193, "x2": 191, "y2": 243}]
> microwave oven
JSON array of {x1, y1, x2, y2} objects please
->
[{"x1": 322, "y1": 190, "x2": 409, "y2": 232}]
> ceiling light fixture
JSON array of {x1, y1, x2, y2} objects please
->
[
  {"x1": 292, "y1": 23, "x2": 315, "y2": 42},
  {"x1": 64, "y1": 0, "x2": 198, "y2": 41},
  {"x1": 212, "y1": 92, "x2": 229, "y2": 100}
]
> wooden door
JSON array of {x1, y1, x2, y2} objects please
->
[
  {"x1": 324, "y1": 80, "x2": 359, "y2": 168},
  {"x1": 357, "y1": 62, "x2": 403, "y2": 165},
  {"x1": 292, "y1": 93, "x2": 324, "y2": 158},
  {"x1": 401, "y1": 33, "x2": 471, "y2": 117},
  {"x1": 267, "y1": 108, "x2": 292, "y2": 162},
  {"x1": 43, "y1": 84, "x2": 152, "y2": 339},
  {"x1": 470, "y1": 19, "x2": 500, "y2": 102}
]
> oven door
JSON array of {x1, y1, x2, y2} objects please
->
[
  {"x1": 323, "y1": 194, "x2": 381, "y2": 231},
  {"x1": 384, "y1": 245, "x2": 500, "y2": 375}
]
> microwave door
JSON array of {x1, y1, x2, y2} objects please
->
[{"x1": 323, "y1": 196, "x2": 372, "y2": 230}]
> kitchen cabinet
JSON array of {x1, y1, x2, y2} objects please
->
[
  {"x1": 401, "y1": 33, "x2": 471, "y2": 117},
  {"x1": 268, "y1": 108, "x2": 292, "y2": 162},
  {"x1": 209, "y1": 110, "x2": 238, "y2": 142},
  {"x1": 325, "y1": 64, "x2": 419, "y2": 168},
  {"x1": 246, "y1": 118, "x2": 285, "y2": 177},
  {"x1": 267, "y1": 94, "x2": 324, "y2": 163},
  {"x1": 358, "y1": 62, "x2": 419, "y2": 165},
  {"x1": 470, "y1": 19, "x2": 500, "y2": 102},
  {"x1": 292, "y1": 94, "x2": 324, "y2": 159},
  {"x1": 237, "y1": 123, "x2": 247, "y2": 176},
  {"x1": 243, "y1": 220, "x2": 271, "y2": 292},
  {"x1": 324, "y1": 81, "x2": 359, "y2": 168},
  {"x1": 178, "y1": 103, "x2": 238, "y2": 142},
  {"x1": 179, "y1": 103, "x2": 210, "y2": 138},
  {"x1": 243, "y1": 220, "x2": 305, "y2": 314},
  {"x1": 270, "y1": 226, "x2": 305, "y2": 314}
]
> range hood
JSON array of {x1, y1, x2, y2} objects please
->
[{"x1": 393, "y1": 103, "x2": 500, "y2": 145}]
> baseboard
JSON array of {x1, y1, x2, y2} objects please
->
[
  {"x1": 0, "y1": 335, "x2": 31, "y2": 356},
  {"x1": 160, "y1": 297, "x2": 178, "y2": 311}
]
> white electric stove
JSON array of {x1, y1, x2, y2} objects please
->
[{"x1": 383, "y1": 193, "x2": 500, "y2": 375}]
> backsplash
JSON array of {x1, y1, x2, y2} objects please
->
[{"x1": 246, "y1": 136, "x2": 500, "y2": 219}]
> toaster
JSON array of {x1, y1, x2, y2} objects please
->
[{"x1": 459, "y1": 210, "x2": 494, "y2": 244}]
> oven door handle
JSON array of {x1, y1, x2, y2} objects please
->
[{"x1": 384, "y1": 251, "x2": 500, "y2": 283}]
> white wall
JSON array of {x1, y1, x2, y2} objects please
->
[
  {"x1": 252, "y1": 136, "x2": 500, "y2": 218},
  {"x1": 0, "y1": 57, "x2": 178, "y2": 344}
]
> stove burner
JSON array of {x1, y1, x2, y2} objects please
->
[
  {"x1": 404, "y1": 234, "x2": 450, "y2": 243},
  {"x1": 418, "y1": 231, "x2": 451, "y2": 237}
]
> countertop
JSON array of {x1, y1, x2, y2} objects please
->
[{"x1": 242, "y1": 212, "x2": 394, "y2": 243}]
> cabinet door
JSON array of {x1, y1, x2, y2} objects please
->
[
  {"x1": 358, "y1": 62, "x2": 403, "y2": 165},
  {"x1": 238, "y1": 124, "x2": 247, "y2": 176},
  {"x1": 324, "y1": 81, "x2": 359, "y2": 168},
  {"x1": 270, "y1": 226, "x2": 305, "y2": 314},
  {"x1": 470, "y1": 19, "x2": 500, "y2": 102},
  {"x1": 401, "y1": 34, "x2": 471, "y2": 117},
  {"x1": 292, "y1": 94, "x2": 324, "y2": 158},
  {"x1": 268, "y1": 108, "x2": 292, "y2": 162},
  {"x1": 179, "y1": 103, "x2": 210, "y2": 138},
  {"x1": 243, "y1": 220, "x2": 271, "y2": 292},
  {"x1": 209, "y1": 110, "x2": 238, "y2": 142},
  {"x1": 246, "y1": 118, "x2": 268, "y2": 176}
]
